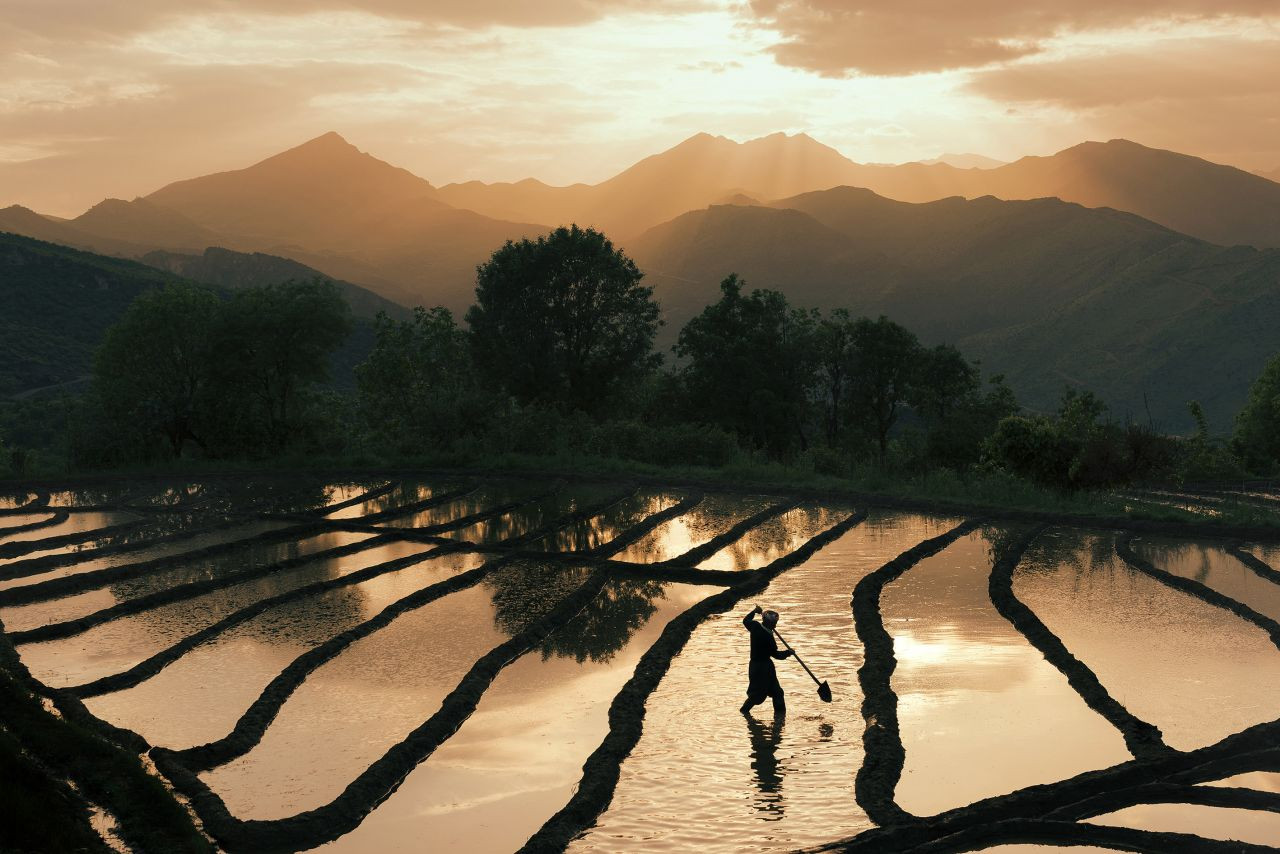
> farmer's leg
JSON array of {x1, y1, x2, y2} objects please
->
[
  {"x1": 741, "y1": 687, "x2": 767, "y2": 714},
  {"x1": 770, "y1": 684, "x2": 786, "y2": 715}
]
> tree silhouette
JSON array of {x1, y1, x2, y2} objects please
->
[{"x1": 467, "y1": 225, "x2": 661, "y2": 414}]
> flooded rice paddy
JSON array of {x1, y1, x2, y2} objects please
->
[{"x1": 2, "y1": 477, "x2": 1280, "y2": 852}]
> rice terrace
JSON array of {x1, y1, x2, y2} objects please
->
[{"x1": 3, "y1": 473, "x2": 1280, "y2": 852}]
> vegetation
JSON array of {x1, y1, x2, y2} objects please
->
[
  {"x1": 4, "y1": 224, "x2": 1280, "y2": 507},
  {"x1": 467, "y1": 225, "x2": 661, "y2": 413},
  {"x1": 75, "y1": 279, "x2": 350, "y2": 466}
]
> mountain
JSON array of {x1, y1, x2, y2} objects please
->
[
  {"x1": 440, "y1": 134, "x2": 1280, "y2": 249},
  {"x1": 438, "y1": 132, "x2": 867, "y2": 238},
  {"x1": 140, "y1": 247, "x2": 411, "y2": 320},
  {"x1": 969, "y1": 140, "x2": 1280, "y2": 250},
  {"x1": 145, "y1": 132, "x2": 447, "y2": 247},
  {"x1": 629, "y1": 188, "x2": 1280, "y2": 430},
  {"x1": 143, "y1": 132, "x2": 547, "y2": 310},
  {"x1": 918, "y1": 153, "x2": 1006, "y2": 169},
  {"x1": 1, "y1": 233, "x2": 404, "y2": 401},
  {"x1": 71, "y1": 198, "x2": 222, "y2": 252},
  {"x1": 0, "y1": 205, "x2": 146, "y2": 256},
  {"x1": 1255, "y1": 167, "x2": 1280, "y2": 184}
]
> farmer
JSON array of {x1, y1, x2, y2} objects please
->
[{"x1": 741, "y1": 604, "x2": 793, "y2": 715}]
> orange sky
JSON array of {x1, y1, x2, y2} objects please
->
[{"x1": 3, "y1": 0, "x2": 1278, "y2": 216}]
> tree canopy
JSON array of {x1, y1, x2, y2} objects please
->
[{"x1": 467, "y1": 225, "x2": 661, "y2": 413}]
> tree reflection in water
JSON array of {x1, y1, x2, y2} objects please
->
[{"x1": 485, "y1": 562, "x2": 668, "y2": 663}]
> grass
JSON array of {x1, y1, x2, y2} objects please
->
[{"x1": 6, "y1": 446, "x2": 1276, "y2": 532}]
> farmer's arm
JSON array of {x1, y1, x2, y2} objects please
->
[
  {"x1": 743, "y1": 604, "x2": 762, "y2": 627},
  {"x1": 772, "y1": 648, "x2": 794, "y2": 659}
]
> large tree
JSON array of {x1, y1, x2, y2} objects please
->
[
  {"x1": 467, "y1": 225, "x2": 661, "y2": 413},
  {"x1": 675, "y1": 274, "x2": 817, "y2": 456},
  {"x1": 91, "y1": 283, "x2": 219, "y2": 457}
]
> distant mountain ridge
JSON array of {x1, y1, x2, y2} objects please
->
[{"x1": 629, "y1": 187, "x2": 1280, "y2": 431}]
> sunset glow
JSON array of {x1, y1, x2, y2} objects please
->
[{"x1": 3, "y1": 1, "x2": 1277, "y2": 215}]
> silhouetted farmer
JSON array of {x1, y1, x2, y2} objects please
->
[{"x1": 741, "y1": 605, "x2": 793, "y2": 715}]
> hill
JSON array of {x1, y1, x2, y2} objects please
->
[
  {"x1": 70, "y1": 198, "x2": 223, "y2": 252},
  {"x1": 628, "y1": 188, "x2": 1280, "y2": 430},
  {"x1": 0, "y1": 233, "x2": 396, "y2": 400},
  {"x1": 0, "y1": 232, "x2": 191, "y2": 397},
  {"x1": 141, "y1": 247, "x2": 410, "y2": 320},
  {"x1": 440, "y1": 134, "x2": 1280, "y2": 249}
]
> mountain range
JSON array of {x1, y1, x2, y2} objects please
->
[{"x1": 4, "y1": 130, "x2": 1280, "y2": 429}]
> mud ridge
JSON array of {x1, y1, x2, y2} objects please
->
[
  {"x1": 586, "y1": 492, "x2": 705, "y2": 556},
  {"x1": 0, "y1": 517, "x2": 249, "y2": 582},
  {"x1": 0, "y1": 484, "x2": 486, "y2": 605},
  {"x1": 908, "y1": 817, "x2": 1279, "y2": 853},
  {"x1": 0, "y1": 511, "x2": 69, "y2": 538},
  {"x1": 65, "y1": 544, "x2": 459, "y2": 698},
  {"x1": 1117, "y1": 535, "x2": 1280, "y2": 649},
  {"x1": 312, "y1": 482, "x2": 398, "y2": 515},
  {"x1": 989, "y1": 527, "x2": 1170, "y2": 759},
  {"x1": 1228, "y1": 542, "x2": 1280, "y2": 585},
  {"x1": 63, "y1": 483, "x2": 623, "y2": 694},
  {"x1": 655, "y1": 499, "x2": 801, "y2": 567},
  {"x1": 851, "y1": 519, "x2": 984, "y2": 827},
  {"x1": 518, "y1": 509, "x2": 869, "y2": 854},
  {"x1": 9, "y1": 535, "x2": 400, "y2": 645},
  {"x1": 172, "y1": 560, "x2": 507, "y2": 771},
  {"x1": 0, "y1": 517, "x2": 151, "y2": 559},
  {"x1": 169, "y1": 486, "x2": 638, "y2": 771},
  {"x1": 800, "y1": 719, "x2": 1280, "y2": 852},
  {"x1": 152, "y1": 565, "x2": 613, "y2": 853}
]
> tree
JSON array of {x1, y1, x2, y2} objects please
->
[
  {"x1": 467, "y1": 225, "x2": 661, "y2": 413},
  {"x1": 208, "y1": 279, "x2": 351, "y2": 453},
  {"x1": 911, "y1": 344, "x2": 980, "y2": 422},
  {"x1": 846, "y1": 315, "x2": 922, "y2": 462},
  {"x1": 813, "y1": 309, "x2": 856, "y2": 447},
  {"x1": 91, "y1": 283, "x2": 219, "y2": 458},
  {"x1": 356, "y1": 306, "x2": 492, "y2": 452},
  {"x1": 1233, "y1": 353, "x2": 1280, "y2": 471},
  {"x1": 675, "y1": 275, "x2": 817, "y2": 456}
]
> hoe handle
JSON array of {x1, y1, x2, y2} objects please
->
[{"x1": 773, "y1": 628, "x2": 821, "y2": 687}]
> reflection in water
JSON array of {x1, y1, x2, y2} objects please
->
[
  {"x1": 610, "y1": 494, "x2": 777, "y2": 564},
  {"x1": 746, "y1": 713, "x2": 786, "y2": 820},
  {"x1": 22, "y1": 480, "x2": 1280, "y2": 852},
  {"x1": 486, "y1": 563, "x2": 667, "y2": 663},
  {"x1": 886, "y1": 530, "x2": 1128, "y2": 816},
  {"x1": 573, "y1": 512, "x2": 960, "y2": 853},
  {"x1": 1092, "y1": 802, "x2": 1280, "y2": 846},
  {"x1": 13, "y1": 532, "x2": 398, "y2": 687},
  {"x1": 698, "y1": 504, "x2": 843, "y2": 571},
  {"x1": 1132, "y1": 537, "x2": 1280, "y2": 622},
  {"x1": 527, "y1": 492, "x2": 678, "y2": 553},
  {"x1": 1016, "y1": 529, "x2": 1280, "y2": 751},
  {"x1": 318, "y1": 581, "x2": 721, "y2": 854},
  {"x1": 85, "y1": 551, "x2": 485, "y2": 751}
]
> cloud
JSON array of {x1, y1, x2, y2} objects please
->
[
  {"x1": 1, "y1": 0, "x2": 713, "y2": 46},
  {"x1": 742, "y1": 0, "x2": 1279, "y2": 76},
  {"x1": 966, "y1": 36, "x2": 1280, "y2": 166}
]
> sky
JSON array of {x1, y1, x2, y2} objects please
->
[{"x1": 2, "y1": 0, "x2": 1278, "y2": 216}]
